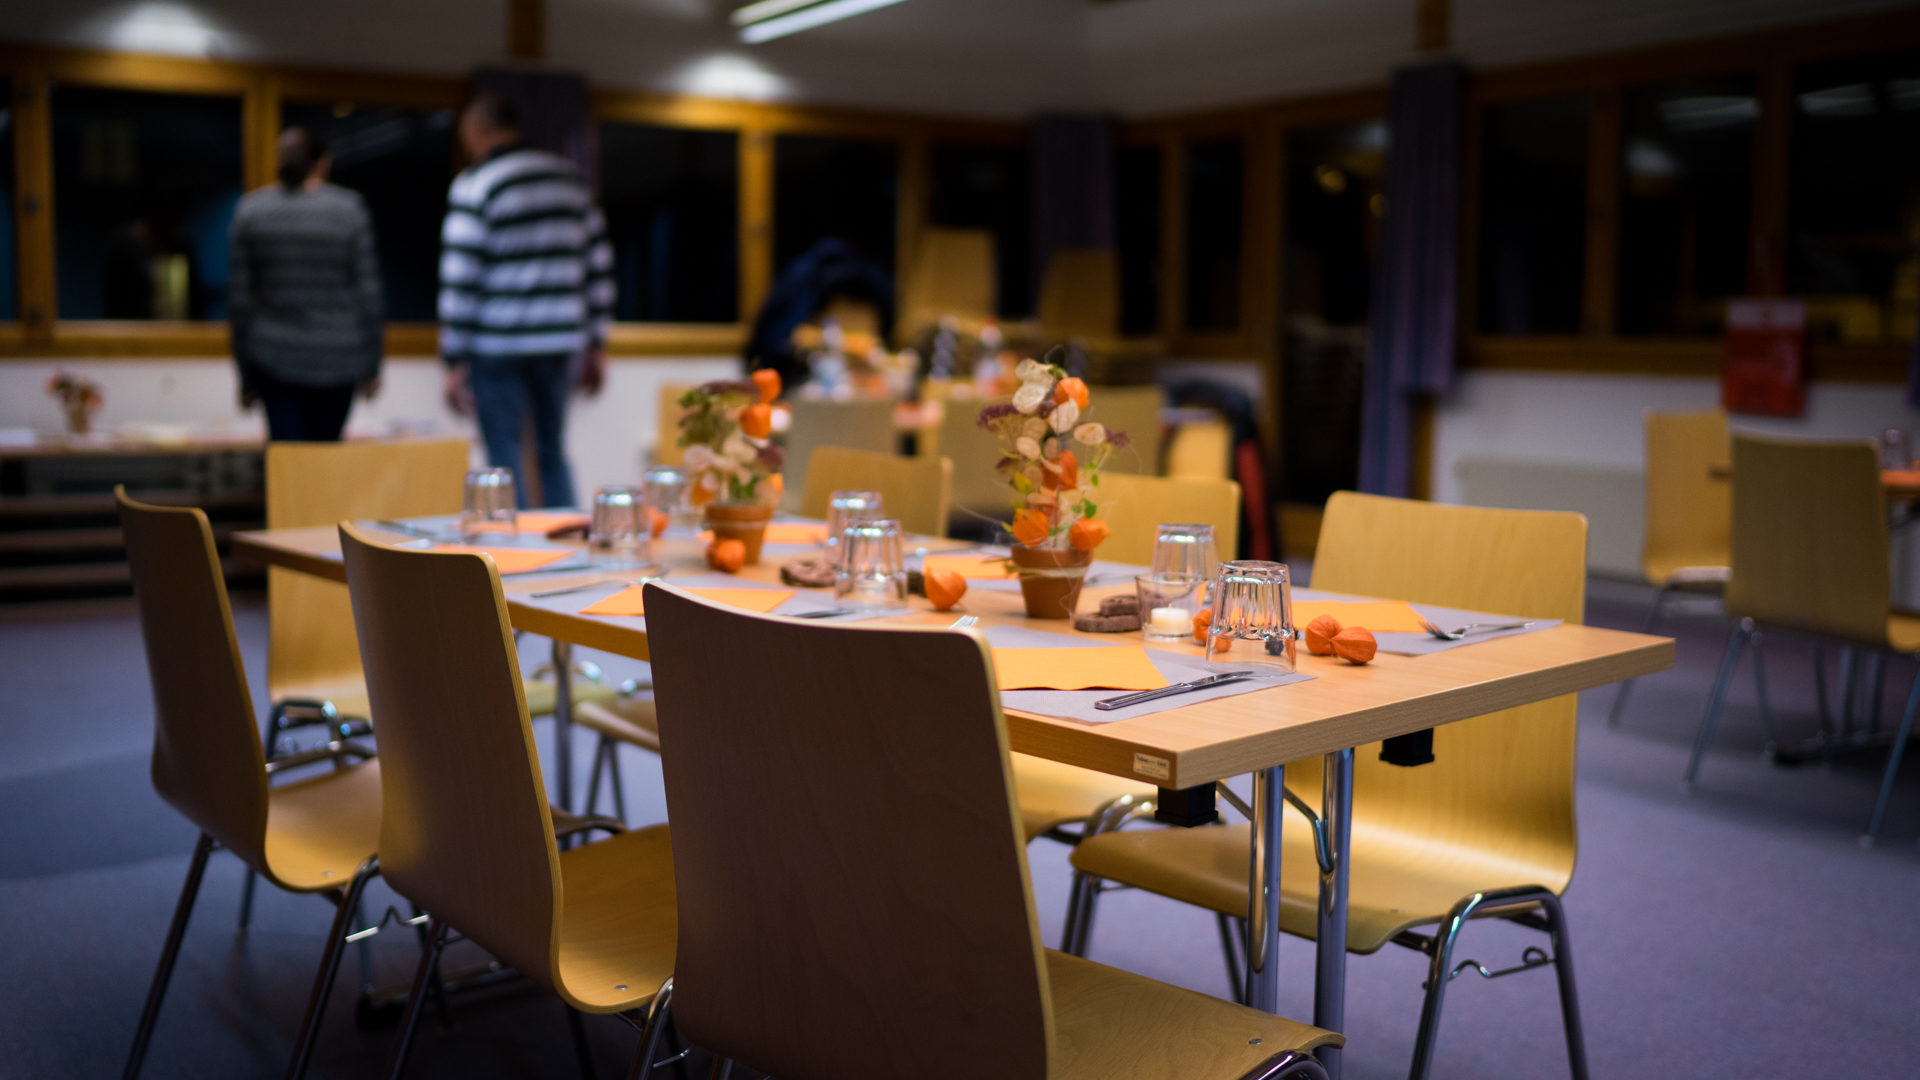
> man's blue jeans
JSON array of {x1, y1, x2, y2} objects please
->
[{"x1": 468, "y1": 353, "x2": 577, "y2": 509}]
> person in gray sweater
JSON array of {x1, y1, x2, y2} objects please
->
[{"x1": 228, "y1": 127, "x2": 384, "y2": 441}]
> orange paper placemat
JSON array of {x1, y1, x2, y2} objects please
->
[
  {"x1": 581, "y1": 585, "x2": 795, "y2": 617},
  {"x1": 1883, "y1": 468, "x2": 1920, "y2": 488},
  {"x1": 696, "y1": 522, "x2": 829, "y2": 545},
  {"x1": 431, "y1": 545, "x2": 575, "y2": 575},
  {"x1": 1290, "y1": 599, "x2": 1429, "y2": 633},
  {"x1": 925, "y1": 554, "x2": 1018, "y2": 580},
  {"x1": 990, "y1": 646, "x2": 1169, "y2": 692},
  {"x1": 515, "y1": 511, "x2": 589, "y2": 533}
]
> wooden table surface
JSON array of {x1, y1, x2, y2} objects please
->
[{"x1": 233, "y1": 524, "x2": 1675, "y2": 789}]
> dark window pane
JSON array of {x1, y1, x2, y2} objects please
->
[
  {"x1": 1282, "y1": 118, "x2": 1387, "y2": 505},
  {"x1": 600, "y1": 123, "x2": 739, "y2": 323},
  {"x1": 1616, "y1": 78, "x2": 1756, "y2": 335},
  {"x1": 929, "y1": 143, "x2": 1031, "y2": 318},
  {"x1": 1184, "y1": 138, "x2": 1243, "y2": 333},
  {"x1": 0, "y1": 81, "x2": 15, "y2": 321},
  {"x1": 1477, "y1": 96, "x2": 1588, "y2": 334},
  {"x1": 1116, "y1": 143, "x2": 1161, "y2": 335},
  {"x1": 774, "y1": 134, "x2": 897, "y2": 282},
  {"x1": 1788, "y1": 49, "x2": 1920, "y2": 346},
  {"x1": 52, "y1": 85, "x2": 242, "y2": 320},
  {"x1": 281, "y1": 101, "x2": 456, "y2": 322}
]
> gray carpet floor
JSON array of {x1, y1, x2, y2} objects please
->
[{"x1": 1, "y1": 579, "x2": 1916, "y2": 1079}]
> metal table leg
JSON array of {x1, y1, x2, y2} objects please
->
[
  {"x1": 1245, "y1": 764, "x2": 1285, "y2": 1013},
  {"x1": 1314, "y1": 749, "x2": 1354, "y2": 1077},
  {"x1": 551, "y1": 638, "x2": 575, "y2": 811}
]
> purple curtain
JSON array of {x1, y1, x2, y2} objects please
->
[
  {"x1": 1031, "y1": 115, "x2": 1116, "y2": 310},
  {"x1": 470, "y1": 67, "x2": 595, "y2": 181},
  {"x1": 1358, "y1": 62, "x2": 1463, "y2": 497}
]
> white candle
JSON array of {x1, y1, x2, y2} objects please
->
[{"x1": 1148, "y1": 606, "x2": 1189, "y2": 636}]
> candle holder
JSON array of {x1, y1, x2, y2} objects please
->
[{"x1": 1135, "y1": 572, "x2": 1203, "y2": 641}]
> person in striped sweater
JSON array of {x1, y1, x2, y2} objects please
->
[{"x1": 439, "y1": 92, "x2": 612, "y2": 508}]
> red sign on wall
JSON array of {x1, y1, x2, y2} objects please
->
[{"x1": 1722, "y1": 298, "x2": 1806, "y2": 417}]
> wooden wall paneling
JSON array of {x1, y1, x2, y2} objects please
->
[
  {"x1": 13, "y1": 64, "x2": 54, "y2": 343},
  {"x1": 739, "y1": 126, "x2": 774, "y2": 323},
  {"x1": 1581, "y1": 85, "x2": 1620, "y2": 336},
  {"x1": 247, "y1": 73, "x2": 281, "y2": 193}
]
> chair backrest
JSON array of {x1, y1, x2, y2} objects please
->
[
  {"x1": 899, "y1": 227, "x2": 997, "y2": 337},
  {"x1": 930, "y1": 389, "x2": 1021, "y2": 519},
  {"x1": 1037, "y1": 248, "x2": 1119, "y2": 339},
  {"x1": 264, "y1": 440, "x2": 469, "y2": 702},
  {"x1": 655, "y1": 383, "x2": 697, "y2": 467},
  {"x1": 642, "y1": 584, "x2": 1054, "y2": 1079},
  {"x1": 780, "y1": 397, "x2": 898, "y2": 514},
  {"x1": 798, "y1": 447, "x2": 953, "y2": 538},
  {"x1": 1089, "y1": 472, "x2": 1241, "y2": 566},
  {"x1": 1165, "y1": 416, "x2": 1233, "y2": 480},
  {"x1": 337, "y1": 523, "x2": 564, "y2": 989},
  {"x1": 1642, "y1": 409, "x2": 1730, "y2": 580},
  {"x1": 1087, "y1": 385, "x2": 1165, "y2": 476},
  {"x1": 1725, "y1": 433, "x2": 1890, "y2": 643},
  {"x1": 117, "y1": 488, "x2": 269, "y2": 870},
  {"x1": 1307, "y1": 492, "x2": 1588, "y2": 893}
]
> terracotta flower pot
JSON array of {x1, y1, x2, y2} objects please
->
[
  {"x1": 1010, "y1": 544, "x2": 1093, "y2": 619},
  {"x1": 64, "y1": 403, "x2": 92, "y2": 436},
  {"x1": 704, "y1": 502, "x2": 775, "y2": 564}
]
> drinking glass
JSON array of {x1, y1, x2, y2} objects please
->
[
  {"x1": 1135, "y1": 573, "x2": 1203, "y2": 641},
  {"x1": 460, "y1": 468, "x2": 517, "y2": 541},
  {"x1": 1152, "y1": 523, "x2": 1220, "y2": 585},
  {"x1": 834, "y1": 518, "x2": 907, "y2": 608},
  {"x1": 642, "y1": 465, "x2": 689, "y2": 530},
  {"x1": 1880, "y1": 428, "x2": 1912, "y2": 471},
  {"x1": 826, "y1": 490, "x2": 884, "y2": 548},
  {"x1": 590, "y1": 486, "x2": 650, "y2": 569},
  {"x1": 1206, "y1": 560, "x2": 1295, "y2": 674}
]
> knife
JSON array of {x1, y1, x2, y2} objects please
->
[{"x1": 1094, "y1": 670, "x2": 1258, "y2": 711}]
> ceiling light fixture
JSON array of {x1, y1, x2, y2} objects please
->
[{"x1": 733, "y1": 0, "x2": 915, "y2": 44}]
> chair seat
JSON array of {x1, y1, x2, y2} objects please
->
[
  {"x1": 1070, "y1": 822, "x2": 1571, "y2": 955},
  {"x1": 1011, "y1": 755, "x2": 1153, "y2": 842},
  {"x1": 262, "y1": 759, "x2": 383, "y2": 892},
  {"x1": 277, "y1": 675, "x2": 619, "y2": 723},
  {"x1": 555, "y1": 825, "x2": 678, "y2": 1013},
  {"x1": 1044, "y1": 950, "x2": 1338, "y2": 1076},
  {"x1": 575, "y1": 696, "x2": 661, "y2": 754}
]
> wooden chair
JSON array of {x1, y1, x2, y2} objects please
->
[
  {"x1": 654, "y1": 383, "x2": 696, "y2": 467},
  {"x1": 116, "y1": 488, "x2": 382, "y2": 1080},
  {"x1": 1089, "y1": 471, "x2": 1241, "y2": 567},
  {"x1": 928, "y1": 387, "x2": 1020, "y2": 523},
  {"x1": 1038, "y1": 248, "x2": 1120, "y2": 341},
  {"x1": 799, "y1": 446, "x2": 953, "y2": 538},
  {"x1": 335, "y1": 525, "x2": 678, "y2": 1079},
  {"x1": 1686, "y1": 434, "x2": 1920, "y2": 844},
  {"x1": 779, "y1": 397, "x2": 899, "y2": 515},
  {"x1": 1609, "y1": 409, "x2": 1732, "y2": 724},
  {"x1": 639, "y1": 583, "x2": 1339, "y2": 1080},
  {"x1": 1088, "y1": 384, "x2": 1166, "y2": 476},
  {"x1": 1167, "y1": 416, "x2": 1235, "y2": 480},
  {"x1": 1066, "y1": 492, "x2": 1592, "y2": 1080},
  {"x1": 898, "y1": 227, "x2": 997, "y2": 340}
]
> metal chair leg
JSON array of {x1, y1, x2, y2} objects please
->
[
  {"x1": 1060, "y1": 871, "x2": 1088, "y2": 953},
  {"x1": 567, "y1": 1005, "x2": 597, "y2": 1080},
  {"x1": 286, "y1": 857, "x2": 380, "y2": 1080},
  {"x1": 624, "y1": 980, "x2": 674, "y2": 1080},
  {"x1": 1869, "y1": 653, "x2": 1888, "y2": 735},
  {"x1": 1064, "y1": 872, "x2": 1102, "y2": 956},
  {"x1": 1406, "y1": 897, "x2": 1473, "y2": 1080},
  {"x1": 1685, "y1": 622, "x2": 1750, "y2": 790},
  {"x1": 1813, "y1": 644, "x2": 1833, "y2": 740},
  {"x1": 1536, "y1": 893, "x2": 1591, "y2": 1080},
  {"x1": 122, "y1": 833, "x2": 216, "y2": 1080},
  {"x1": 1236, "y1": 1050, "x2": 1331, "y2": 1080},
  {"x1": 1216, "y1": 912, "x2": 1246, "y2": 1005},
  {"x1": 708, "y1": 1059, "x2": 733, "y2": 1080},
  {"x1": 1862, "y1": 667, "x2": 1920, "y2": 847},
  {"x1": 607, "y1": 738, "x2": 630, "y2": 823},
  {"x1": 1751, "y1": 631, "x2": 1779, "y2": 749},
  {"x1": 386, "y1": 919, "x2": 449, "y2": 1080},
  {"x1": 1608, "y1": 583, "x2": 1673, "y2": 726},
  {"x1": 584, "y1": 739, "x2": 609, "y2": 818},
  {"x1": 238, "y1": 869, "x2": 259, "y2": 931}
]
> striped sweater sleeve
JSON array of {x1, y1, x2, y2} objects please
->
[
  {"x1": 438, "y1": 175, "x2": 486, "y2": 367},
  {"x1": 351, "y1": 197, "x2": 385, "y2": 380}
]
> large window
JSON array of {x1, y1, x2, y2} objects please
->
[
  {"x1": 51, "y1": 85, "x2": 242, "y2": 320},
  {"x1": 929, "y1": 143, "x2": 1031, "y2": 319},
  {"x1": 278, "y1": 101, "x2": 456, "y2": 322},
  {"x1": 599, "y1": 122, "x2": 739, "y2": 323},
  {"x1": 1477, "y1": 96, "x2": 1588, "y2": 334},
  {"x1": 1616, "y1": 77, "x2": 1757, "y2": 335},
  {"x1": 774, "y1": 134, "x2": 897, "y2": 281},
  {"x1": 1115, "y1": 143, "x2": 1161, "y2": 335},
  {"x1": 1788, "y1": 49, "x2": 1920, "y2": 345},
  {"x1": 1, "y1": 79, "x2": 15, "y2": 322},
  {"x1": 1183, "y1": 137, "x2": 1244, "y2": 334}
]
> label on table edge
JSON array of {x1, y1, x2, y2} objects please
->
[{"x1": 1132, "y1": 753, "x2": 1171, "y2": 780}]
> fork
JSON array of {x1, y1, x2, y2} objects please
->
[{"x1": 1420, "y1": 618, "x2": 1533, "y2": 641}]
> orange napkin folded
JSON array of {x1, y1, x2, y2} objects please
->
[
  {"x1": 430, "y1": 545, "x2": 575, "y2": 574},
  {"x1": 581, "y1": 585, "x2": 794, "y2": 617},
  {"x1": 925, "y1": 554, "x2": 1018, "y2": 580},
  {"x1": 1883, "y1": 468, "x2": 1920, "y2": 488},
  {"x1": 1290, "y1": 600, "x2": 1429, "y2": 634},
  {"x1": 990, "y1": 646, "x2": 1169, "y2": 692},
  {"x1": 515, "y1": 511, "x2": 589, "y2": 533}
]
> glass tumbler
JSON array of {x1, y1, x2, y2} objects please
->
[
  {"x1": 826, "y1": 490, "x2": 884, "y2": 549},
  {"x1": 590, "y1": 486, "x2": 650, "y2": 569},
  {"x1": 1136, "y1": 573, "x2": 1204, "y2": 641},
  {"x1": 460, "y1": 468, "x2": 518, "y2": 541},
  {"x1": 834, "y1": 518, "x2": 907, "y2": 608},
  {"x1": 1206, "y1": 560, "x2": 1295, "y2": 674},
  {"x1": 1880, "y1": 428, "x2": 1912, "y2": 471},
  {"x1": 642, "y1": 465, "x2": 689, "y2": 531},
  {"x1": 1153, "y1": 523, "x2": 1220, "y2": 593}
]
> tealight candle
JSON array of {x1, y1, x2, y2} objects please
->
[{"x1": 1148, "y1": 606, "x2": 1189, "y2": 637}]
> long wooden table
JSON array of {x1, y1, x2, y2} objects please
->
[{"x1": 233, "y1": 522, "x2": 1673, "y2": 1077}]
